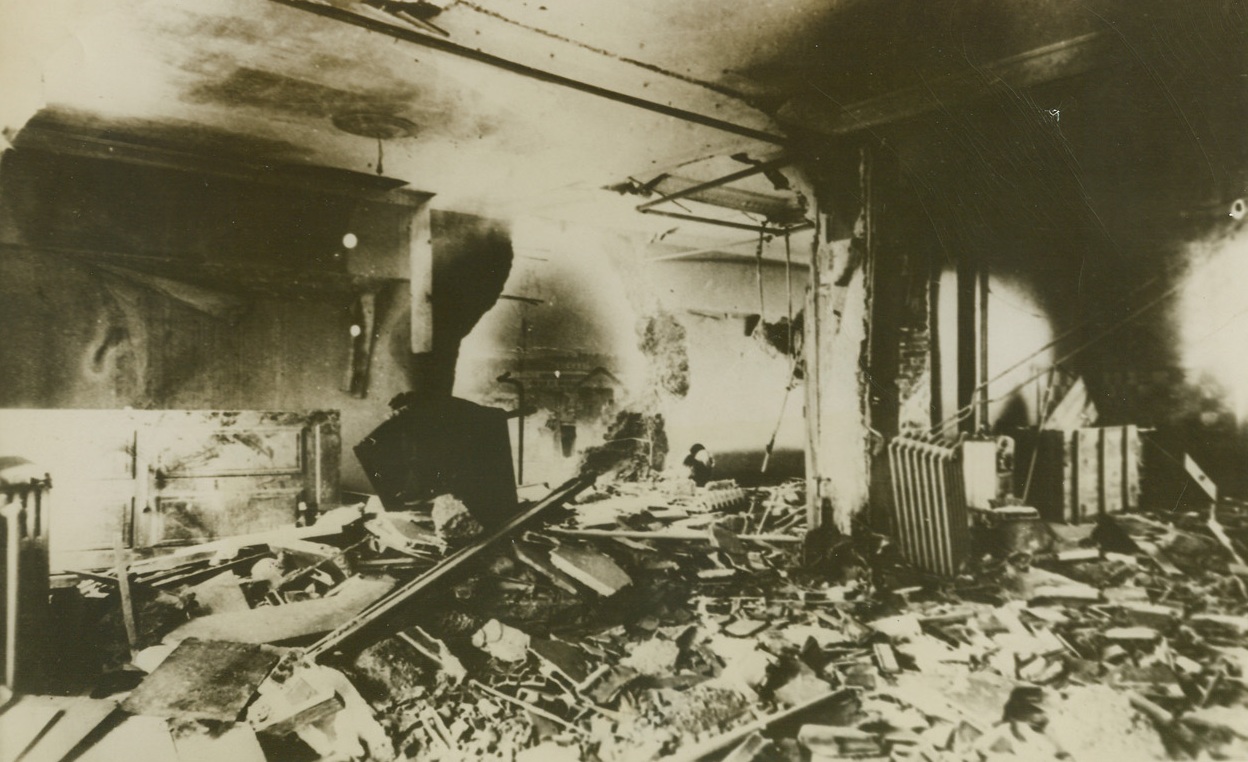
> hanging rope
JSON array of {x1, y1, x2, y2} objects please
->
[
  {"x1": 762, "y1": 228, "x2": 800, "y2": 474},
  {"x1": 784, "y1": 228, "x2": 794, "y2": 355},
  {"x1": 754, "y1": 227, "x2": 766, "y2": 330}
]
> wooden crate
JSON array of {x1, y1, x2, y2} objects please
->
[{"x1": 1014, "y1": 425, "x2": 1141, "y2": 523}]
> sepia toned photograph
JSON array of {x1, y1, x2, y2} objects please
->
[{"x1": 0, "y1": 0, "x2": 1246, "y2": 759}]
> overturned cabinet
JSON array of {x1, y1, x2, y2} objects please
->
[
  {"x1": 355, "y1": 397, "x2": 517, "y2": 528},
  {"x1": 1013, "y1": 425, "x2": 1142, "y2": 523}
]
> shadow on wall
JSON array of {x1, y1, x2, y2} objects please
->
[
  {"x1": 0, "y1": 245, "x2": 418, "y2": 494},
  {"x1": 414, "y1": 210, "x2": 514, "y2": 397},
  {"x1": 0, "y1": 249, "x2": 148, "y2": 408}
]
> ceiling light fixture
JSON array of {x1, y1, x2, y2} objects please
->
[{"x1": 331, "y1": 112, "x2": 419, "y2": 176}]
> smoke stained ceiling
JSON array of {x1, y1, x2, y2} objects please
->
[
  {"x1": 1, "y1": 0, "x2": 838, "y2": 252},
  {"x1": 4, "y1": 0, "x2": 1221, "y2": 257}
]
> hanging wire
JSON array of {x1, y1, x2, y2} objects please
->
[
  {"x1": 754, "y1": 227, "x2": 767, "y2": 327},
  {"x1": 927, "y1": 275, "x2": 1184, "y2": 437}
]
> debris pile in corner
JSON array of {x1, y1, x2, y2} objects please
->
[{"x1": 9, "y1": 477, "x2": 1248, "y2": 761}]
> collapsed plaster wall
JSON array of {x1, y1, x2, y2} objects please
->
[{"x1": 455, "y1": 216, "x2": 807, "y2": 486}]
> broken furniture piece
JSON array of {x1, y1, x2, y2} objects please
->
[
  {"x1": 355, "y1": 396, "x2": 517, "y2": 527},
  {"x1": 121, "y1": 638, "x2": 281, "y2": 722},
  {"x1": 1013, "y1": 425, "x2": 1143, "y2": 523}
]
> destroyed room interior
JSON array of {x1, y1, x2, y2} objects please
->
[{"x1": 1, "y1": 0, "x2": 1248, "y2": 760}]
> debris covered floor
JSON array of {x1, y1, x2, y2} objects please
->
[{"x1": 8, "y1": 471, "x2": 1248, "y2": 762}]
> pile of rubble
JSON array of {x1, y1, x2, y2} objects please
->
[{"x1": 6, "y1": 475, "x2": 1248, "y2": 761}]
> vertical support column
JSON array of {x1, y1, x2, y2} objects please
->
[
  {"x1": 956, "y1": 255, "x2": 978, "y2": 434},
  {"x1": 978, "y1": 259, "x2": 990, "y2": 430},
  {"x1": 928, "y1": 255, "x2": 944, "y2": 429},
  {"x1": 865, "y1": 148, "x2": 901, "y2": 441},
  {"x1": 804, "y1": 145, "x2": 874, "y2": 535},
  {"x1": 410, "y1": 205, "x2": 434, "y2": 355},
  {"x1": 804, "y1": 212, "x2": 823, "y2": 531}
]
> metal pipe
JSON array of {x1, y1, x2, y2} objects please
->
[
  {"x1": 638, "y1": 207, "x2": 813, "y2": 234},
  {"x1": 268, "y1": 0, "x2": 789, "y2": 146},
  {"x1": 636, "y1": 157, "x2": 792, "y2": 211}
]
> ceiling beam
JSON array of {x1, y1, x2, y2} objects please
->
[
  {"x1": 638, "y1": 207, "x2": 813, "y2": 234},
  {"x1": 268, "y1": 0, "x2": 789, "y2": 146},
  {"x1": 13, "y1": 122, "x2": 427, "y2": 204},
  {"x1": 636, "y1": 156, "x2": 792, "y2": 211},
  {"x1": 778, "y1": 32, "x2": 1113, "y2": 136}
]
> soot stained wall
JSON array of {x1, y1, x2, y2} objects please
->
[
  {"x1": 0, "y1": 148, "x2": 427, "y2": 495},
  {"x1": 860, "y1": 1, "x2": 1248, "y2": 493}
]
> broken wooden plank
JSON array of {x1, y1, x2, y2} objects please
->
[
  {"x1": 167, "y1": 575, "x2": 395, "y2": 644},
  {"x1": 720, "y1": 732, "x2": 775, "y2": 762},
  {"x1": 185, "y1": 572, "x2": 249, "y2": 615},
  {"x1": 1056, "y1": 547, "x2": 1100, "y2": 562},
  {"x1": 1185, "y1": 454, "x2": 1218, "y2": 503},
  {"x1": 1124, "y1": 425, "x2": 1142, "y2": 511},
  {"x1": 122, "y1": 639, "x2": 280, "y2": 722},
  {"x1": 549, "y1": 545, "x2": 632, "y2": 596},
  {"x1": 248, "y1": 672, "x2": 344, "y2": 737},
  {"x1": 1101, "y1": 426, "x2": 1124, "y2": 515},
  {"x1": 662, "y1": 690, "x2": 856, "y2": 762},
  {"x1": 530, "y1": 638, "x2": 593, "y2": 686},
  {"x1": 873, "y1": 643, "x2": 901, "y2": 674},
  {"x1": 1103, "y1": 627, "x2": 1161, "y2": 644},
  {"x1": 1076, "y1": 428, "x2": 1101, "y2": 522},
  {"x1": 512, "y1": 539, "x2": 580, "y2": 594},
  {"x1": 545, "y1": 527, "x2": 803, "y2": 544},
  {"x1": 305, "y1": 474, "x2": 596, "y2": 660},
  {"x1": 114, "y1": 537, "x2": 138, "y2": 657}
]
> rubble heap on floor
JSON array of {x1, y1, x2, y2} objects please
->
[{"x1": 8, "y1": 475, "x2": 1248, "y2": 762}]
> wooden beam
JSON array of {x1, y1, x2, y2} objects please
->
[
  {"x1": 544, "y1": 528, "x2": 802, "y2": 544},
  {"x1": 778, "y1": 32, "x2": 1111, "y2": 135},
  {"x1": 5, "y1": 243, "x2": 400, "y2": 295},
  {"x1": 664, "y1": 690, "x2": 856, "y2": 762},
  {"x1": 13, "y1": 124, "x2": 428, "y2": 205},
  {"x1": 305, "y1": 474, "x2": 596, "y2": 659}
]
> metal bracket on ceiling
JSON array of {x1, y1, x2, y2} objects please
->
[{"x1": 634, "y1": 156, "x2": 811, "y2": 234}]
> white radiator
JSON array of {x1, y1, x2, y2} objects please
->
[{"x1": 887, "y1": 437, "x2": 972, "y2": 576}]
